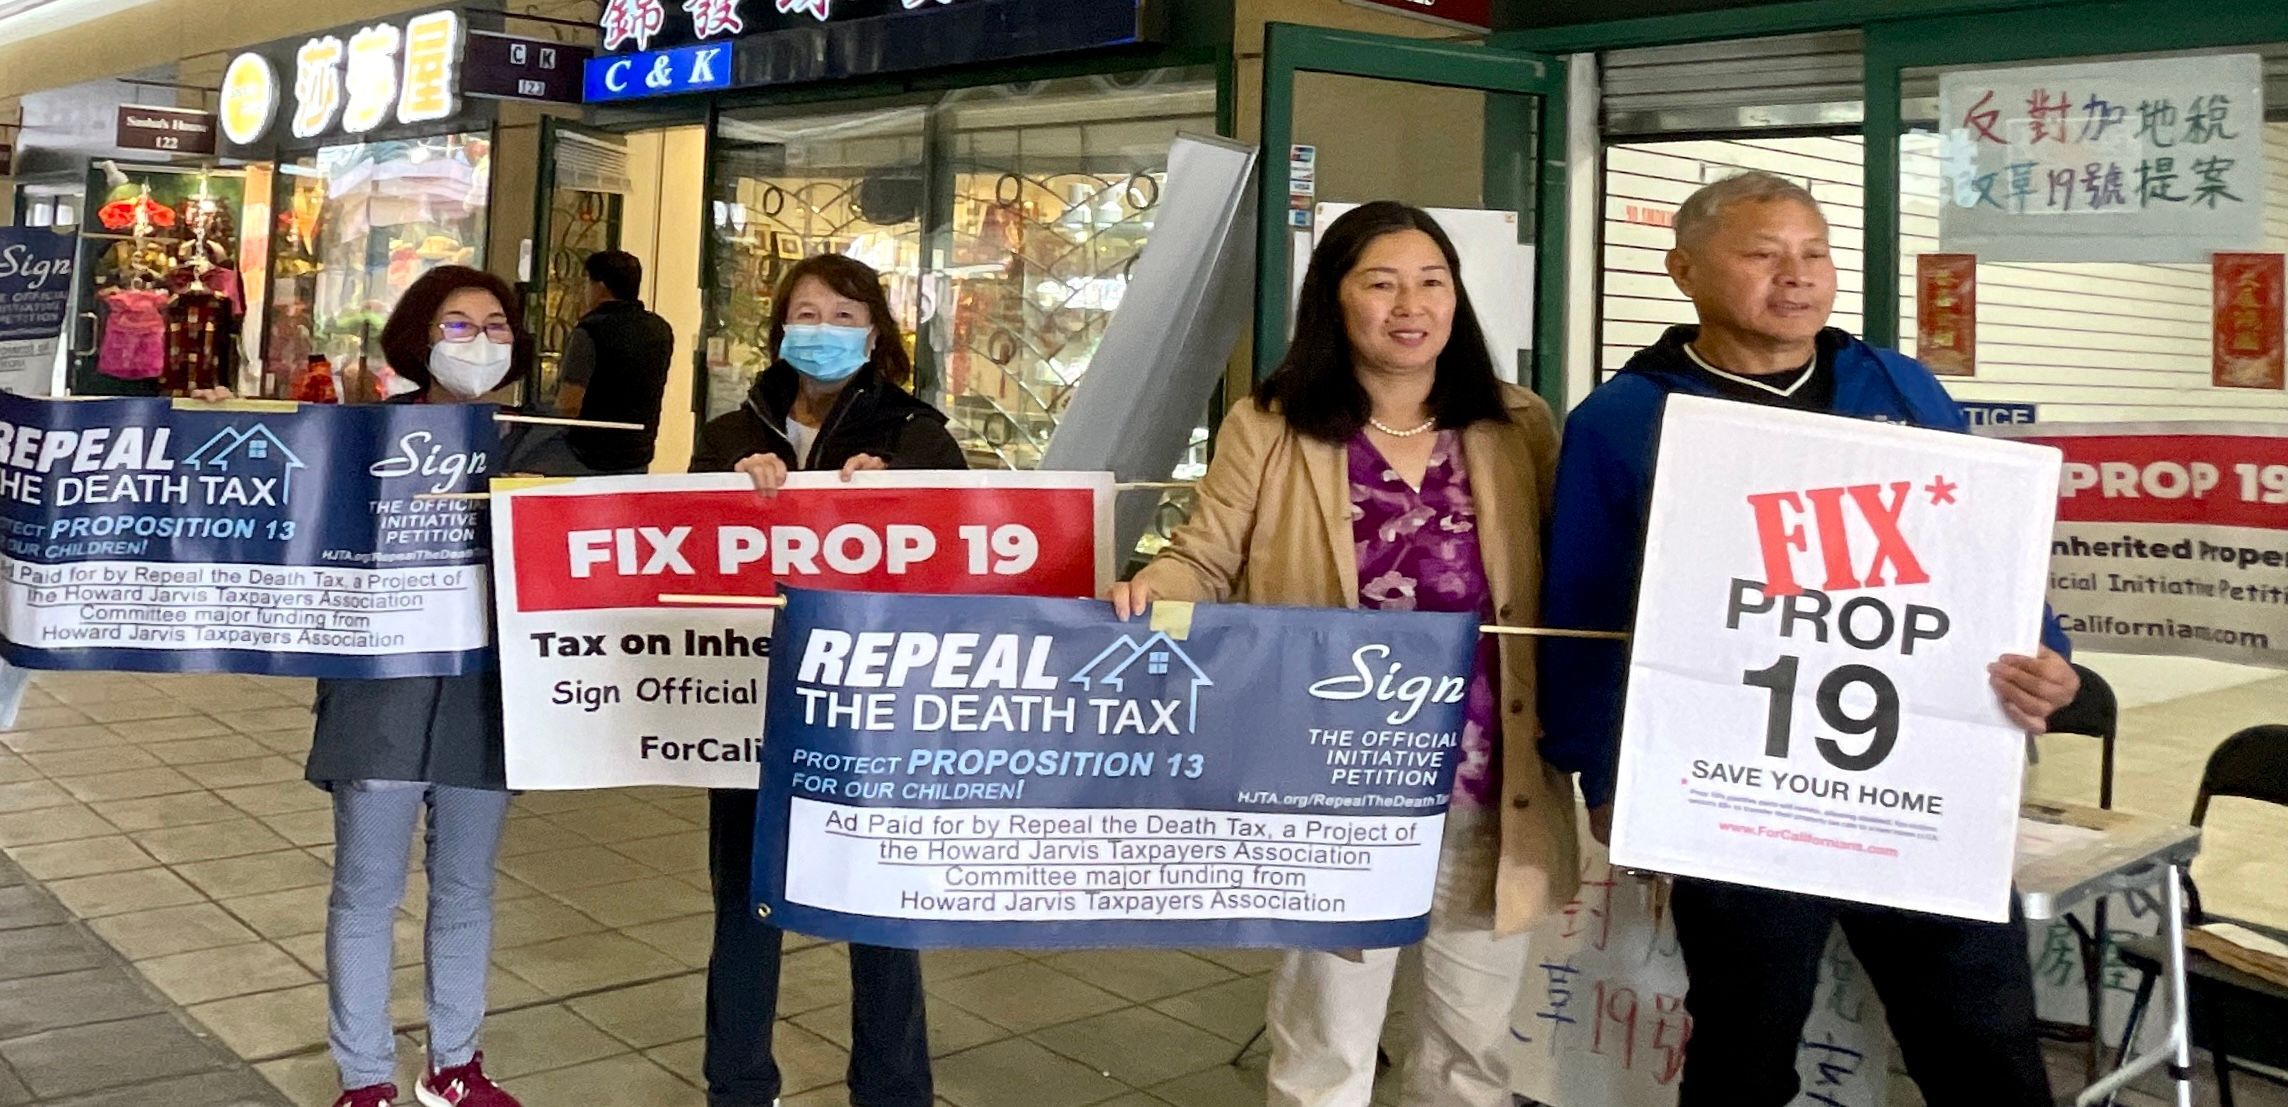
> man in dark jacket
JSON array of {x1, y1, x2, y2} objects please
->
[
  {"x1": 1538, "y1": 172, "x2": 2082, "y2": 1107},
  {"x1": 557, "y1": 250, "x2": 675, "y2": 473}
]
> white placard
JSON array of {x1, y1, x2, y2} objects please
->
[
  {"x1": 1937, "y1": 54, "x2": 2265, "y2": 262},
  {"x1": 0, "y1": 340, "x2": 57, "y2": 397},
  {"x1": 490, "y1": 471, "x2": 1113, "y2": 790},
  {"x1": 1610, "y1": 397, "x2": 2062, "y2": 921}
]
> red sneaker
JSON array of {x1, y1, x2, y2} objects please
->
[
  {"x1": 415, "y1": 1054, "x2": 521, "y2": 1107},
  {"x1": 332, "y1": 1085, "x2": 398, "y2": 1107}
]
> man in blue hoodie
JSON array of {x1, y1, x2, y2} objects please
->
[{"x1": 1539, "y1": 171, "x2": 2082, "y2": 1107}]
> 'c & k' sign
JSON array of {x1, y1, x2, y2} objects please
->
[{"x1": 583, "y1": 41, "x2": 733, "y2": 102}]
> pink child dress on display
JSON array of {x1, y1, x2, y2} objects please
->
[{"x1": 97, "y1": 288, "x2": 171, "y2": 380}]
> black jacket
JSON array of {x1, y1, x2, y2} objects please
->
[
  {"x1": 690, "y1": 361, "x2": 966, "y2": 474},
  {"x1": 566, "y1": 299, "x2": 676, "y2": 472},
  {"x1": 306, "y1": 419, "x2": 599, "y2": 791}
]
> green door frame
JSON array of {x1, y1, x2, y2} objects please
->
[
  {"x1": 1862, "y1": 0, "x2": 2288, "y2": 346},
  {"x1": 1255, "y1": 23, "x2": 1571, "y2": 409}
]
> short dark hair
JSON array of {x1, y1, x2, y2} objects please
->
[
  {"x1": 1255, "y1": 201, "x2": 1509, "y2": 442},
  {"x1": 769, "y1": 253, "x2": 914, "y2": 388},
  {"x1": 378, "y1": 265, "x2": 533, "y2": 393},
  {"x1": 585, "y1": 250, "x2": 643, "y2": 301}
]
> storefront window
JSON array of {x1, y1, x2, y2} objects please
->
[
  {"x1": 1895, "y1": 47, "x2": 2288, "y2": 423},
  {"x1": 264, "y1": 132, "x2": 493, "y2": 403},
  {"x1": 707, "y1": 69, "x2": 1218, "y2": 470},
  {"x1": 709, "y1": 104, "x2": 929, "y2": 420},
  {"x1": 72, "y1": 166, "x2": 250, "y2": 398}
]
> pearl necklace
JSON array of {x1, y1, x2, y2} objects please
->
[{"x1": 1367, "y1": 416, "x2": 1437, "y2": 438}]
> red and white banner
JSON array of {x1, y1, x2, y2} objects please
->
[
  {"x1": 1611, "y1": 397, "x2": 2062, "y2": 922},
  {"x1": 492, "y1": 472, "x2": 1114, "y2": 788},
  {"x1": 1985, "y1": 422, "x2": 2288, "y2": 669}
]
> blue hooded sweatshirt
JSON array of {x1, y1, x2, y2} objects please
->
[{"x1": 1537, "y1": 325, "x2": 2072, "y2": 808}]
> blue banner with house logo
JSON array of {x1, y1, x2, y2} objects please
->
[
  {"x1": 0, "y1": 393, "x2": 501, "y2": 677},
  {"x1": 756, "y1": 586, "x2": 1480, "y2": 950}
]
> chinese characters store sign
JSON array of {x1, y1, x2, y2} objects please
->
[
  {"x1": 601, "y1": 0, "x2": 950, "y2": 50},
  {"x1": 1937, "y1": 54, "x2": 2265, "y2": 263},
  {"x1": 585, "y1": 0, "x2": 1145, "y2": 100},
  {"x1": 220, "y1": 9, "x2": 465, "y2": 152}
]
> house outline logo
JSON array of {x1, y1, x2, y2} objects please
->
[
  {"x1": 1068, "y1": 631, "x2": 1214, "y2": 733},
  {"x1": 181, "y1": 424, "x2": 307, "y2": 504}
]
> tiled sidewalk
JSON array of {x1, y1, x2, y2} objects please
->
[
  {"x1": 0, "y1": 672, "x2": 1287, "y2": 1106},
  {"x1": 3, "y1": 667, "x2": 2283, "y2": 1107},
  {"x1": 0, "y1": 850, "x2": 288, "y2": 1105}
]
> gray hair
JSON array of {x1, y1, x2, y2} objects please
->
[{"x1": 1673, "y1": 171, "x2": 1824, "y2": 251}]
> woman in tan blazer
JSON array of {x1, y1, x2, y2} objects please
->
[{"x1": 1114, "y1": 202, "x2": 1579, "y2": 1107}]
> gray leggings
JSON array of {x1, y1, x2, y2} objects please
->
[{"x1": 326, "y1": 782, "x2": 512, "y2": 1089}]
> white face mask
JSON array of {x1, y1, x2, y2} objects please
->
[{"x1": 428, "y1": 340, "x2": 512, "y2": 398}]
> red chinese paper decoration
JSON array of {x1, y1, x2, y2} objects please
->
[
  {"x1": 1916, "y1": 253, "x2": 1977, "y2": 377},
  {"x1": 2213, "y1": 253, "x2": 2285, "y2": 390}
]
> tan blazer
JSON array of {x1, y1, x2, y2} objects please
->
[{"x1": 1134, "y1": 385, "x2": 1581, "y2": 935}]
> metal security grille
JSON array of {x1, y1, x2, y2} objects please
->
[
  {"x1": 552, "y1": 130, "x2": 634, "y2": 194},
  {"x1": 1600, "y1": 31, "x2": 1865, "y2": 136}
]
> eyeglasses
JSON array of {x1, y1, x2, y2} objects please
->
[{"x1": 436, "y1": 319, "x2": 516, "y2": 344}]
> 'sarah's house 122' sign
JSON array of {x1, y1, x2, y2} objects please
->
[
  {"x1": 220, "y1": 9, "x2": 468, "y2": 154},
  {"x1": 584, "y1": 0, "x2": 1154, "y2": 102}
]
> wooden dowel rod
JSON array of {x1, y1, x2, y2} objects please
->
[
  {"x1": 417, "y1": 478, "x2": 1196, "y2": 502},
  {"x1": 496, "y1": 413, "x2": 645, "y2": 430},
  {"x1": 53, "y1": 398, "x2": 646, "y2": 432},
  {"x1": 650, "y1": 592, "x2": 1629, "y2": 640},
  {"x1": 660, "y1": 593, "x2": 783, "y2": 607}
]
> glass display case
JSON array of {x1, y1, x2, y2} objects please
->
[
  {"x1": 67, "y1": 165, "x2": 251, "y2": 397},
  {"x1": 263, "y1": 132, "x2": 492, "y2": 403},
  {"x1": 707, "y1": 70, "x2": 1218, "y2": 470}
]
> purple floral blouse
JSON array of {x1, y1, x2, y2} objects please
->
[{"x1": 1348, "y1": 431, "x2": 1500, "y2": 808}]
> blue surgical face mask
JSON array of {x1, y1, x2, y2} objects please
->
[{"x1": 779, "y1": 323, "x2": 872, "y2": 383}]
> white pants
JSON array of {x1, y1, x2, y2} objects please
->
[{"x1": 1264, "y1": 809, "x2": 1530, "y2": 1107}]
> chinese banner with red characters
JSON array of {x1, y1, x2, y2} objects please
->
[
  {"x1": 492, "y1": 472, "x2": 1113, "y2": 788},
  {"x1": 2213, "y1": 253, "x2": 2285, "y2": 390},
  {"x1": 1917, "y1": 253, "x2": 1978, "y2": 377}
]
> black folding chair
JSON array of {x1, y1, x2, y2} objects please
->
[
  {"x1": 2034, "y1": 665, "x2": 2122, "y2": 1080},
  {"x1": 2045, "y1": 662, "x2": 2120, "y2": 808},
  {"x1": 2113, "y1": 724, "x2": 2288, "y2": 1107}
]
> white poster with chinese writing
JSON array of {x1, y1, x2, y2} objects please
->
[
  {"x1": 1937, "y1": 54, "x2": 2265, "y2": 262},
  {"x1": 2027, "y1": 886, "x2": 2171, "y2": 1055},
  {"x1": 1508, "y1": 831, "x2": 1892, "y2": 1107},
  {"x1": 1610, "y1": 397, "x2": 2062, "y2": 922}
]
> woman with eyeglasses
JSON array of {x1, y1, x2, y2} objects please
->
[{"x1": 222, "y1": 267, "x2": 545, "y2": 1107}]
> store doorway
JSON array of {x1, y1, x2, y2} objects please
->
[
  {"x1": 530, "y1": 119, "x2": 708, "y2": 471},
  {"x1": 1254, "y1": 24, "x2": 1571, "y2": 407}
]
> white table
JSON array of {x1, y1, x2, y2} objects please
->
[{"x1": 2015, "y1": 802, "x2": 2202, "y2": 1107}]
